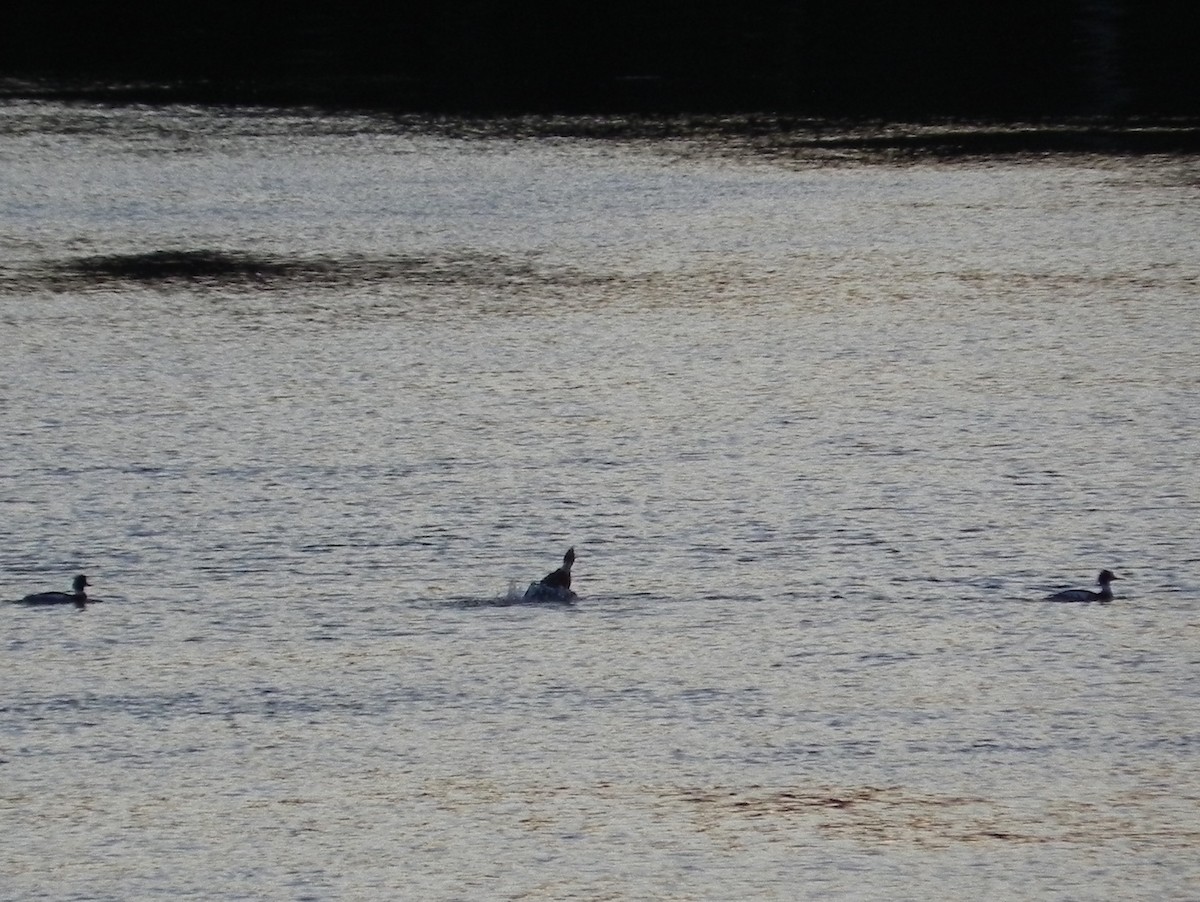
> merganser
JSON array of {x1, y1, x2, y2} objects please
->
[
  {"x1": 18, "y1": 574, "x2": 92, "y2": 606},
  {"x1": 524, "y1": 548, "x2": 577, "y2": 601},
  {"x1": 1045, "y1": 570, "x2": 1118, "y2": 602}
]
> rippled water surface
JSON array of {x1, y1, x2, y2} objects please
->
[{"x1": 2, "y1": 102, "x2": 1199, "y2": 899}]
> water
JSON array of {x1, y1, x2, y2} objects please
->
[{"x1": 2, "y1": 101, "x2": 1199, "y2": 899}]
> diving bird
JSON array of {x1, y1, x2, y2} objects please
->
[
  {"x1": 1045, "y1": 570, "x2": 1118, "y2": 602},
  {"x1": 18, "y1": 574, "x2": 92, "y2": 606},
  {"x1": 524, "y1": 548, "x2": 576, "y2": 601}
]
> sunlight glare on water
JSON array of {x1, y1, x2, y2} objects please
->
[{"x1": 2, "y1": 101, "x2": 1199, "y2": 899}]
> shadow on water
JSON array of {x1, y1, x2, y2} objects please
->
[
  {"x1": 667, "y1": 784, "x2": 1200, "y2": 848},
  {"x1": 9, "y1": 248, "x2": 602, "y2": 295},
  {"x1": 402, "y1": 115, "x2": 1200, "y2": 158}
]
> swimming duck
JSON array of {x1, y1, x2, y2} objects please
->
[
  {"x1": 18, "y1": 574, "x2": 92, "y2": 606},
  {"x1": 524, "y1": 548, "x2": 577, "y2": 601},
  {"x1": 1045, "y1": 570, "x2": 1118, "y2": 602}
]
